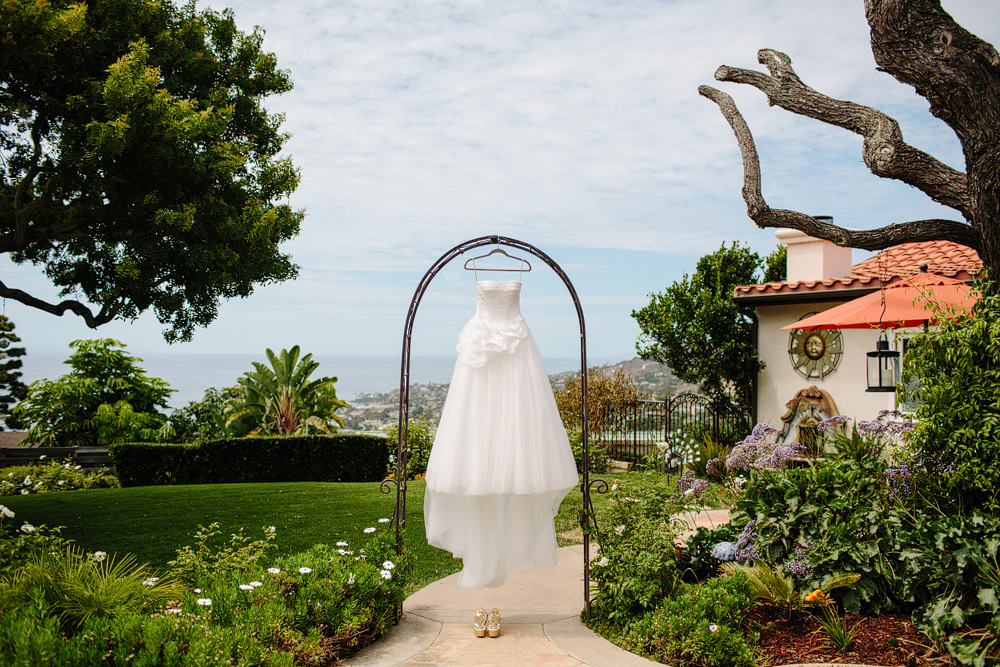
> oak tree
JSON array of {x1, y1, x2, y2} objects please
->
[
  {"x1": 1, "y1": 0, "x2": 303, "y2": 341},
  {"x1": 699, "y1": 0, "x2": 998, "y2": 277}
]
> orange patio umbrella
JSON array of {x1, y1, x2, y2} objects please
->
[{"x1": 780, "y1": 272, "x2": 977, "y2": 331}]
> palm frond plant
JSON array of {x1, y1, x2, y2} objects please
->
[
  {"x1": 0, "y1": 546, "x2": 182, "y2": 631},
  {"x1": 224, "y1": 346, "x2": 348, "y2": 437},
  {"x1": 721, "y1": 561, "x2": 860, "y2": 617}
]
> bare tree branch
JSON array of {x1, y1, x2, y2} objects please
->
[
  {"x1": 0, "y1": 280, "x2": 121, "y2": 328},
  {"x1": 698, "y1": 84, "x2": 981, "y2": 253},
  {"x1": 866, "y1": 0, "x2": 1000, "y2": 271},
  {"x1": 711, "y1": 49, "x2": 971, "y2": 219}
]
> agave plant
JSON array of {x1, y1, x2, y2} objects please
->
[{"x1": 225, "y1": 346, "x2": 348, "y2": 437}]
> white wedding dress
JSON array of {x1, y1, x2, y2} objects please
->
[{"x1": 423, "y1": 280, "x2": 579, "y2": 589}]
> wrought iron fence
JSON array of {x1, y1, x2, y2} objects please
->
[{"x1": 601, "y1": 394, "x2": 752, "y2": 464}]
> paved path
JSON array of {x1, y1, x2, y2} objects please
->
[{"x1": 342, "y1": 509, "x2": 731, "y2": 667}]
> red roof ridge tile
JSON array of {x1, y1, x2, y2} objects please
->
[{"x1": 735, "y1": 240, "x2": 981, "y2": 299}]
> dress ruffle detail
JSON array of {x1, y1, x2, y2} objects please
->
[{"x1": 455, "y1": 315, "x2": 528, "y2": 367}]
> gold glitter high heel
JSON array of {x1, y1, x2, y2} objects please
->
[
  {"x1": 473, "y1": 607, "x2": 487, "y2": 638},
  {"x1": 487, "y1": 607, "x2": 501, "y2": 638}
]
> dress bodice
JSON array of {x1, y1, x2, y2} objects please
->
[
  {"x1": 456, "y1": 281, "x2": 528, "y2": 367},
  {"x1": 474, "y1": 280, "x2": 523, "y2": 323}
]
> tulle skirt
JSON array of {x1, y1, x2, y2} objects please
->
[{"x1": 424, "y1": 330, "x2": 579, "y2": 589}]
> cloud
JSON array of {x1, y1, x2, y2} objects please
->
[{"x1": 6, "y1": 0, "x2": 997, "y2": 362}]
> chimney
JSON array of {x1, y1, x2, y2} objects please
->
[{"x1": 775, "y1": 220, "x2": 852, "y2": 282}]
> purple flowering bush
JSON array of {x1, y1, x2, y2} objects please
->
[
  {"x1": 725, "y1": 423, "x2": 804, "y2": 472},
  {"x1": 685, "y1": 421, "x2": 915, "y2": 614},
  {"x1": 820, "y1": 411, "x2": 913, "y2": 463}
]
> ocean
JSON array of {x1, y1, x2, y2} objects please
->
[{"x1": 19, "y1": 352, "x2": 616, "y2": 410}]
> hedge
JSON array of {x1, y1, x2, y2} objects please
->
[{"x1": 109, "y1": 435, "x2": 389, "y2": 487}]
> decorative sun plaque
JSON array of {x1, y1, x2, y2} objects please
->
[{"x1": 787, "y1": 316, "x2": 843, "y2": 380}]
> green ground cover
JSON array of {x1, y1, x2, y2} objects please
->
[
  {"x1": 0, "y1": 474, "x2": 647, "y2": 596},
  {"x1": 1, "y1": 481, "x2": 449, "y2": 595}
]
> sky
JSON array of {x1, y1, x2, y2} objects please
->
[{"x1": 4, "y1": 0, "x2": 998, "y2": 390}]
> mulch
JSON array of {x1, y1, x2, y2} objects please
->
[{"x1": 748, "y1": 604, "x2": 946, "y2": 666}]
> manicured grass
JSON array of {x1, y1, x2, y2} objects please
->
[
  {"x1": 1, "y1": 481, "x2": 461, "y2": 594},
  {"x1": 0, "y1": 470, "x2": 676, "y2": 595},
  {"x1": 554, "y1": 470, "x2": 651, "y2": 543}
]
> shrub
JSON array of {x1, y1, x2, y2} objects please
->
[
  {"x1": 623, "y1": 573, "x2": 763, "y2": 667},
  {"x1": 0, "y1": 511, "x2": 72, "y2": 574},
  {"x1": 0, "y1": 458, "x2": 119, "y2": 496},
  {"x1": 168, "y1": 523, "x2": 278, "y2": 586},
  {"x1": 568, "y1": 426, "x2": 610, "y2": 474},
  {"x1": 167, "y1": 520, "x2": 411, "y2": 663},
  {"x1": 110, "y1": 434, "x2": 388, "y2": 486},
  {"x1": 589, "y1": 475, "x2": 685, "y2": 626},
  {"x1": 0, "y1": 521, "x2": 412, "y2": 665},
  {"x1": 0, "y1": 546, "x2": 183, "y2": 631},
  {"x1": 383, "y1": 419, "x2": 434, "y2": 479},
  {"x1": 902, "y1": 278, "x2": 1000, "y2": 512},
  {"x1": 554, "y1": 368, "x2": 647, "y2": 469},
  {"x1": 901, "y1": 512, "x2": 1000, "y2": 665}
]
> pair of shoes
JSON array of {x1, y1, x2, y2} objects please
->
[{"x1": 473, "y1": 607, "x2": 501, "y2": 638}]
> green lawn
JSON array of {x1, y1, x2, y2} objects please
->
[{"x1": 0, "y1": 471, "x2": 651, "y2": 594}]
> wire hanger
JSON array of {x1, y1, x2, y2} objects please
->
[{"x1": 463, "y1": 246, "x2": 532, "y2": 282}]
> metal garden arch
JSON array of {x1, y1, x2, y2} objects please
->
[{"x1": 382, "y1": 234, "x2": 607, "y2": 621}]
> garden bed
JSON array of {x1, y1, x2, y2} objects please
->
[{"x1": 749, "y1": 604, "x2": 933, "y2": 666}]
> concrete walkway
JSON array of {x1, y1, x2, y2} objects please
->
[{"x1": 342, "y1": 509, "x2": 731, "y2": 667}]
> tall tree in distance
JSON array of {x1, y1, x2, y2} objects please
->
[
  {"x1": 0, "y1": 314, "x2": 28, "y2": 429},
  {"x1": 632, "y1": 242, "x2": 785, "y2": 406},
  {"x1": 0, "y1": 0, "x2": 303, "y2": 341},
  {"x1": 698, "y1": 1, "x2": 998, "y2": 280}
]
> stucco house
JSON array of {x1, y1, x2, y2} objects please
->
[{"x1": 734, "y1": 229, "x2": 981, "y2": 442}]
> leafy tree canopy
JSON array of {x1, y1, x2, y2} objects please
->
[
  {"x1": 0, "y1": 315, "x2": 28, "y2": 429},
  {"x1": 0, "y1": 0, "x2": 303, "y2": 341},
  {"x1": 225, "y1": 346, "x2": 348, "y2": 437},
  {"x1": 169, "y1": 385, "x2": 240, "y2": 442},
  {"x1": 13, "y1": 338, "x2": 175, "y2": 446},
  {"x1": 631, "y1": 241, "x2": 785, "y2": 406}
]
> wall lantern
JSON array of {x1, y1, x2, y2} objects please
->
[{"x1": 866, "y1": 333, "x2": 899, "y2": 392}]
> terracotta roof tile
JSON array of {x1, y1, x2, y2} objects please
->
[
  {"x1": 850, "y1": 240, "x2": 981, "y2": 279},
  {"x1": 735, "y1": 241, "x2": 981, "y2": 300}
]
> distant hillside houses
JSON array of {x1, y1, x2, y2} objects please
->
[{"x1": 340, "y1": 358, "x2": 697, "y2": 433}]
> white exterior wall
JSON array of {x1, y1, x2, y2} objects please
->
[{"x1": 755, "y1": 302, "x2": 900, "y2": 429}]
